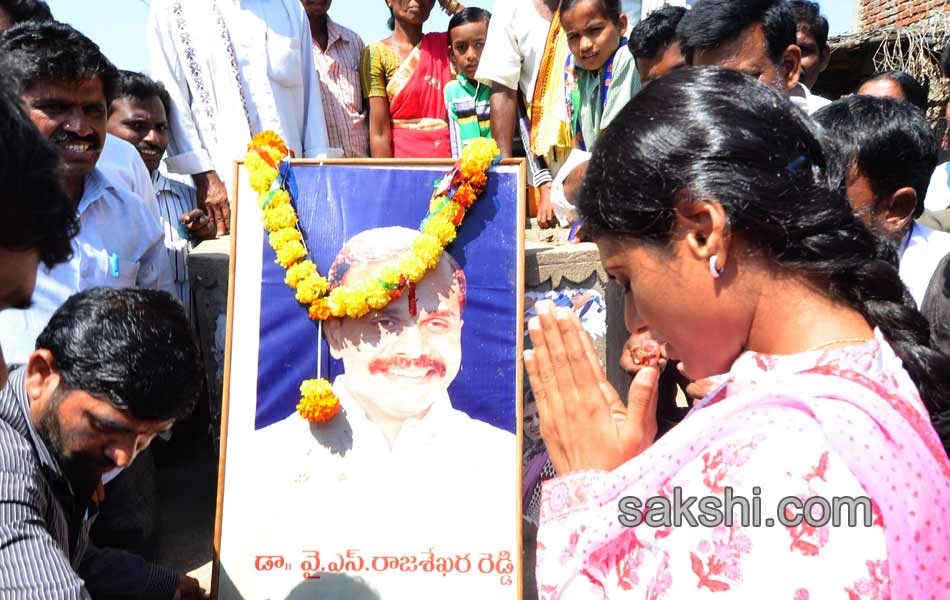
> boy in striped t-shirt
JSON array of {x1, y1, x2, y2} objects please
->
[{"x1": 444, "y1": 7, "x2": 492, "y2": 158}]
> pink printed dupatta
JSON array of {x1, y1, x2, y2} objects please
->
[
  {"x1": 387, "y1": 32, "x2": 453, "y2": 158},
  {"x1": 536, "y1": 331, "x2": 950, "y2": 599}
]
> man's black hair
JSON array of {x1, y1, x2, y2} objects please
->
[
  {"x1": 859, "y1": 70, "x2": 929, "y2": 113},
  {"x1": 0, "y1": 0, "x2": 52, "y2": 26},
  {"x1": 111, "y1": 70, "x2": 172, "y2": 119},
  {"x1": 0, "y1": 64, "x2": 76, "y2": 266},
  {"x1": 787, "y1": 0, "x2": 829, "y2": 53},
  {"x1": 447, "y1": 6, "x2": 491, "y2": 43},
  {"x1": 0, "y1": 20, "x2": 118, "y2": 102},
  {"x1": 628, "y1": 5, "x2": 687, "y2": 59},
  {"x1": 560, "y1": 0, "x2": 622, "y2": 23},
  {"x1": 676, "y1": 0, "x2": 796, "y2": 64},
  {"x1": 36, "y1": 287, "x2": 203, "y2": 422},
  {"x1": 814, "y1": 94, "x2": 938, "y2": 220}
]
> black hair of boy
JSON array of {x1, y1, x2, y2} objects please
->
[{"x1": 628, "y1": 4, "x2": 687, "y2": 59}]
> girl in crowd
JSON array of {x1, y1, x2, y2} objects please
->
[
  {"x1": 443, "y1": 7, "x2": 492, "y2": 157},
  {"x1": 362, "y1": 0, "x2": 456, "y2": 158},
  {"x1": 524, "y1": 68, "x2": 950, "y2": 598}
]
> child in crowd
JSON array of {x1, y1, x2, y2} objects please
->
[
  {"x1": 551, "y1": 0, "x2": 641, "y2": 228},
  {"x1": 443, "y1": 7, "x2": 492, "y2": 158}
]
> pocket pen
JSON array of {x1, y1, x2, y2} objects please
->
[{"x1": 109, "y1": 252, "x2": 120, "y2": 278}]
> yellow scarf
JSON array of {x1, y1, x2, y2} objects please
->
[{"x1": 528, "y1": 8, "x2": 574, "y2": 161}]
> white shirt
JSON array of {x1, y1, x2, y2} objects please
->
[
  {"x1": 475, "y1": 0, "x2": 552, "y2": 100},
  {"x1": 925, "y1": 162, "x2": 950, "y2": 213},
  {"x1": 0, "y1": 169, "x2": 175, "y2": 365},
  {"x1": 789, "y1": 82, "x2": 831, "y2": 115},
  {"x1": 97, "y1": 134, "x2": 160, "y2": 220},
  {"x1": 899, "y1": 222, "x2": 950, "y2": 308},
  {"x1": 147, "y1": 0, "x2": 334, "y2": 196},
  {"x1": 220, "y1": 375, "x2": 518, "y2": 599}
]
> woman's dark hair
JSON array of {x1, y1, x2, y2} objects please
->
[
  {"x1": 0, "y1": 63, "x2": 76, "y2": 267},
  {"x1": 859, "y1": 70, "x2": 929, "y2": 113},
  {"x1": 677, "y1": 0, "x2": 795, "y2": 65},
  {"x1": 447, "y1": 6, "x2": 490, "y2": 40},
  {"x1": 0, "y1": 20, "x2": 119, "y2": 103},
  {"x1": 813, "y1": 95, "x2": 937, "y2": 221},
  {"x1": 36, "y1": 287, "x2": 203, "y2": 422},
  {"x1": 579, "y1": 67, "x2": 950, "y2": 446},
  {"x1": 560, "y1": 0, "x2": 623, "y2": 24}
]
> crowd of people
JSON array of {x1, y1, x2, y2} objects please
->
[{"x1": 1, "y1": 0, "x2": 950, "y2": 597}]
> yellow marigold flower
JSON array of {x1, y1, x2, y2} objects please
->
[
  {"x1": 423, "y1": 217, "x2": 456, "y2": 246},
  {"x1": 267, "y1": 189, "x2": 291, "y2": 208},
  {"x1": 285, "y1": 259, "x2": 317, "y2": 288},
  {"x1": 275, "y1": 240, "x2": 306, "y2": 268},
  {"x1": 378, "y1": 264, "x2": 402, "y2": 287},
  {"x1": 402, "y1": 254, "x2": 427, "y2": 282},
  {"x1": 364, "y1": 282, "x2": 391, "y2": 310},
  {"x1": 295, "y1": 273, "x2": 329, "y2": 304},
  {"x1": 246, "y1": 156, "x2": 279, "y2": 193},
  {"x1": 263, "y1": 203, "x2": 298, "y2": 232},
  {"x1": 250, "y1": 131, "x2": 289, "y2": 159},
  {"x1": 327, "y1": 287, "x2": 348, "y2": 318},
  {"x1": 461, "y1": 138, "x2": 498, "y2": 173},
  {"x1": 340, "y1": 288, "x2": 368, "y2": 319},
  {"x1": 296, "y1": 378, "x2": 339, "y2": 423},
  {"x1": 413, "y1": 233, "x2": 442, "y2": 268},
  {"x1": 441, "y1": 200, "x2": 461, "y2": 224},
  {"x1": 429, "y1": 194, "x2": 449, "y2": 214},
  {"x1": 268, "y1": 227, "x2": 302, "y2": 251},
  {"x1": 308, "y1": 299, "x2": 332, "y2": 321}
]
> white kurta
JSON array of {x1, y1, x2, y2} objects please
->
[
  {"x1": 219, "y1": 376, "x2": 519, "y2": 599},
  {"x1": 899, "y1": 222, "x2": 950, "y2": 308},
  {"x1": 147, "y1": 0, "x2": 334, "y2": 196}
]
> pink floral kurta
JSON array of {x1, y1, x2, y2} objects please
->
[{"x1": 536, "y1": 330, "x2": 950, "y2": 598}]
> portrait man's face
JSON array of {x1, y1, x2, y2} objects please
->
[{"x1": 326, "y1": 253, "x2": 465, "y2": 422}]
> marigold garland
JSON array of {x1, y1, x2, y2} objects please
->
[{"x1": 245, "y1": 132, "x2": 500, "y2": 423}]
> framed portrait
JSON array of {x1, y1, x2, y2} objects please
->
[{"x1": 214, "y1": 158, "x2": 526, "y2": 599}]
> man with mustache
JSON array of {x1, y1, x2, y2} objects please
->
[
  {"x1": 232, "y1": 227, "x2": 515, "y2": 598},
  {"x1": 0, "y1": 287, "x2": 205, "y2": 599},
  {"x1": 107, "y1": 71, "x2": 216, "y2": 320},
  {"x1": 0, "y1": 21, "x2": 175, "y2": 365}
]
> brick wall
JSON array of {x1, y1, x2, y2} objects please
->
[{"x1": 860, "y1": 0, "x2": 950, "y2": 31}]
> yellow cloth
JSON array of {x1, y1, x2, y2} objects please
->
[{"x1": 529, "y1": 27, "x2": 573, "y2": 161}]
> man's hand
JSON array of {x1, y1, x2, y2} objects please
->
[
  {"x1": 179, "y1": 209, "x2": 216, "y2": 242},
  {"x1": 192, "y1": 171, "x2": 230, "y2": 237},
  {"x1": 536, "y1": 182, "x2": 558, "y2": 229},
  {"x1": 524, "y1": 301, "x2": 659, "y2": 474},
  {"x1": 172, "y1": 574, "x2": 205, "y2": 600}
]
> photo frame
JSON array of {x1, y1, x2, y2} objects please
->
[{"x1": 213, "y1": 158, "x2": 526, "y2": 599}]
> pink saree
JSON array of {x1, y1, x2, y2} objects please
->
[
  {"x1": 387, "y1": 32, "x2": 453, "y2": 158},
  {"x1": 536, "y1": 330, "x2": 950, "y2": 598}
]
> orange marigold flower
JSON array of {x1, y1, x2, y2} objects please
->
[
  {"x1": 250, "y1": 131, "x2": 289, "y2": 157},
  {"x1": 308, "y1": 299, "x2": 332, "y2": 321},
  {"x1": 296, "y1": 378, "x2": 339, "y2": 423}
]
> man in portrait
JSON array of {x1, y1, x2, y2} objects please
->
[{"x1": 224, "y1": 226, "x2": 517, "y2": 598}]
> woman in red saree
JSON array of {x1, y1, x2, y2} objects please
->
[{"x1": 361, "y1": 0, "x2": 457, "y2": 158}]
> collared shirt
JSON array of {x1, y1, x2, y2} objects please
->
[
  {"x1": 0, "y1": 169, "x2": 174, "y2": 365},
  {"x1": 219, "y1": 375, "x2": 517, "y2": 599},
  {"x1": 925, "y1": 162, "x2": 950, "y2": 213},
  {"x1": 147, "y1": 0, "x2": 334, "y2": 197},
  {"x1": 899, "y1": 222, "x2": 950, "y2": 307},
  {"x1": 444, "y1": 73, "x2": 492, "y2": 157},
  {"x1": 568, "y1": 43, "x2": 640, "y2": 150},
  {"x1": 0, "y1": 367, "x2": 178, "y2": 599},
  {"x1": 152, "y1": 171, "x2": 199, "y2": 319},
  {"x1": 789, "y1": 82, "x2": 831, "y2": 114},
  {"x1": 97, "y1": 134, "x2": 160, "y2": 220},
  {"x1": 311, "y1": 16, "x2": 368, "y2": 158}
]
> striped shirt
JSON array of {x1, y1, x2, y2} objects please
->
[
  {"x1": 444, "y1": 73, "x2": 492, "y2": 158},
  {"x1": 0, "y1": 367, "x2": 179, "y2": 599},
  {"x1": 152, "y1": 171, "x2": 197, "y2": 320},
  {"x1": 312, "y1": 17, "x2": 368, "y2": 158}
]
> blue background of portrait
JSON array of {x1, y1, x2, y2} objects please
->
[{"x1": 254, "y1": 164, "x2": 521, "y2": 433}]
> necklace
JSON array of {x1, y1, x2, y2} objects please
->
[{"x1": 806, "y1": 337, "x2": 871, "y2": 352}]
